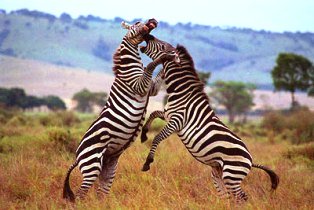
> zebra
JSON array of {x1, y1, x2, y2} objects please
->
[
  {"x1": 139, "y1": 34, "x2": 279, "y2": 202},
  {"x1": 63, "y1": 19, "x2": 178, "y2": 202}
]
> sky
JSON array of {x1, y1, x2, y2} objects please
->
[{"x1": 1, "y1": 0, "x2": 314, "y2": 32}]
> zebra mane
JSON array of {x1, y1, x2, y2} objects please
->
[
  {"x1": 112, "y1": 46, "x2": 121, "y2": 76},
  {"x1": 176, "y1": 44, "x2": 205, "y2": 91}
]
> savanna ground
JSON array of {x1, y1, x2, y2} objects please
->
[{"x1": 0, "y1": 110, "x2": 313, "y2": 210}]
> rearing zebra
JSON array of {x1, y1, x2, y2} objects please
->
[
  {"x1": 63, "y1": 19, "x2": 177, "y2": 201},
  {"x1": 139, "y1": 34, "x2": 279, "y2": 202}
]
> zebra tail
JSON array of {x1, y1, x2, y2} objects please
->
[
  {"x1": 252, "y1": 163, "x2": 279, "y2": 190},
  {"x1": 63, "y1": 161, "x2": 78, "y2": 202}
]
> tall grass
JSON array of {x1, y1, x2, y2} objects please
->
[{"x1": 0, "y1": 111, "x2": 313, "y2": 209}]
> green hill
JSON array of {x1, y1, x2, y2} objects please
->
[{"x1": 1, "y1": 9, "x2": 314, "y2": 88}]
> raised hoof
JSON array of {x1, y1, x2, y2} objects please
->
[
  {"x1": 141, "y1": 128, "x2": 148, "y2": 143},
  {"x1": 142, "y1": 163, "x2": 151, "y2": 171}
]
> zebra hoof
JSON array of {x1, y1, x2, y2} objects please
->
[
  {"x1": 141, "y1": 129, "x2": 148, "y2": 143},
  {"x1": 142, "y1": 163, "x2": 150, "y2": 171}
]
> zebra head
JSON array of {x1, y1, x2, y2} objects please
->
[
  {"x1": 140, "y1": 34, "x2": 180, "y2": 65},
  {"x1": 121, "y1": 19, "x2": 158, "y2": 45}
]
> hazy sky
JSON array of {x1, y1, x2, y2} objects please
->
[{"x1": 1, "y1": 0, "x2": 314, "y2": 32}]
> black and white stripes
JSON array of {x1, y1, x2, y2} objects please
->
[
  {"x1": 140, "y1": 34, "x2": 279, "y2": 202},
  {"x1": 63, "y1": 19, "x2": 173, "y2": 201}
]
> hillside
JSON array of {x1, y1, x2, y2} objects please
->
[
  {"x1": 1, "y1": 9, "x2": 314, "y2": 88},
  {"x1": 1, "y1": 55, "x2": 313, "y2": 111}
]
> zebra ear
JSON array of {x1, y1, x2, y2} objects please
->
[{"x1": 121, "y1": 21, "x2": 131, "y2": 30}]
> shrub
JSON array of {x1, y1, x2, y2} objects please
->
[
  {"x1": 55, "y1": 111, "x2": 80, "y2": 127},
  {"x1": 262, "y1": 111, "x2": 285, "y2": 132},
  {"x1": 47, "y1": 127, "x2": 77, "y2": 153},
  {"x1": 6, "y1": 115, "x2": 28, "y2": 127},
  {"x1": 284, "y1": 143, "x2": 314, "y2": 160},
  {"x1": 0, "y1": 107, "x2": 15, "y2": 124},
  {"x1": 39, "y1": 111, "x2": 80, "y2": 127},
  {"x1": 262, "y1": 109, "x2": 314, "y2": 144},
  {"x1": 285, "y1": 110, "x2": 314, "y2": 144}
]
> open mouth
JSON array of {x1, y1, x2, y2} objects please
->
[{"x1": 145, "y1": 18, "x2": 158, "y2": 32}]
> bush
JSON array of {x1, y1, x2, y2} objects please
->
[
  {"x1": 39, "y1": 111, "x2": 80, "y2": 127},
  {"x1": 262, "y1": 111, "x2": 285, "y2": 132},
  {"x1": 284, "y1": 143, "x2": 314, "y2": 160},
  {"x1": 55, "y1": 111, "x2": 80, "y2": 126},
  {"x1": 47, "y1": 127, "x2": 77, "y2": 153},
  {"x1": 6, "y1": 115, "x2": 28, "y2": 127},
  {"x1": 262, "y1": 109, "x2": 314, "y2": 144},
  {"x1": 0, "y1": 106, "x2": 15, "y2": 124}
]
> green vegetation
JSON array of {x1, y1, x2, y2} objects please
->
[
  {"x1": 72, "y1": 88, "x2": 108, "y2": 113},
  {"x1": 0, "y1": 109, "x2": 313, "y2": 209},
  {"x1": 197, "y1": 71, "x2": 211, "y2": 85},
  {"x1": 210, "y1": 81, "x2": 256, "y2": 123},
  {"x1": 271, "y1": 53, "x2": 314, "y2": 108},
  {"x1": 262, "y1": 108, "x2": 314, "y2": 144},
  {"x1": 0, "y1": 87, "x2": 66, "y2": 110}
]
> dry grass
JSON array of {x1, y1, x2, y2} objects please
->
[{"x1": 0, "y1": 113, "x2": 313, "y2": 210}]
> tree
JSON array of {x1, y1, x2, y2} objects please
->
[
  {"x1": 210, "y1": 81, "x2": 255, "y2": 123},
  {"x1": 72, "y1": 89, "x2": 108, "y2": 113},
  {"x1": 271, "y1": 53, "x2": 313, "y2": 108},
  {"x1": 43, "y1": 96, "x2": 66, "y2": 110},
  {"x1": 0, "y1": 87, "x2": 46, "y2": 109},
  {"x1": 197, "y1": 71, "x2": 211, "y2": 85}
]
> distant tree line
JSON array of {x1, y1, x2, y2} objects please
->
[
  {"x1": 11, "y1": 9, "x2": 56, "y2": 23},
  {"x1": 0, "y1": 87, "x2": 66, "y2": 110},
  {"x1": 72, "y1": 88, "x2": 108, "y2": 113}
]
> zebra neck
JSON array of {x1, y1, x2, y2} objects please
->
[
  {"x1": 165, "y1": 68, "x2": 204, "y2": 95},
  {"x1": 122, "y1": 37, "x2": 140, "y2": 51}
]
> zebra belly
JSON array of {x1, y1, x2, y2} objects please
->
[
  {"x1": 178, "y1": 122, "x2": 252, "y2": 168},
  {"x1": 76, "y1": 104, "x2": 147, "y2": 161}
]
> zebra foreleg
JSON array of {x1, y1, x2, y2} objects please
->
[
  {"x1": 142, "y1": 121, "x2": 178, "y2": 171},
  {"x1": 97, "y1": 156, "x2": 119, "y2": 198},
  {"x1": 141, "y1": 110, "x2": 165, "y2": 143}
]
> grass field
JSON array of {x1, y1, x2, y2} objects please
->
[{"x1": 0, "y1": 111, "x2": 313, "y2": 209}]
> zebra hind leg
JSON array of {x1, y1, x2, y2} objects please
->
[
  {"x1": 76, "y1": 163, "x2": 102, "y2": 200},
  {"x1": 211, "y1": 166, "x2": 229, "y2": 199},
  {"x1": 97, "y1": 156, "x2": 119, "y2": 198},
  {"x1": 222, "y1": 170, "x2": 248, "y2": 202}
]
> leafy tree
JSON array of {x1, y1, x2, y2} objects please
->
[
  {"x1": 271, "y1": 53, "x2": 313, "y2": 108},
  {"x1": 210, "y1": 81, "x2": 255, "y2": 123},
  {"x1": 72, "y1": 88, "x2": 108, "y2": 113},
  {"x1": 60, "y1": 13, "x2": 72, "y2": 23},
  {"x1": 197, "y1": 71, "x2": 211, "y2": 85},
  {"x1": 93, "y1": 92, "x2": 108, "y2": 107},
  {"x1": 23, "y1": 95, "x2": 44, "y2": 109},
  {"x1": 0, "y1": 87, "x2": 46, "y2": 109},
  {"x1": 43, "y1": 96, "x2": 66, "y2": 110}
]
